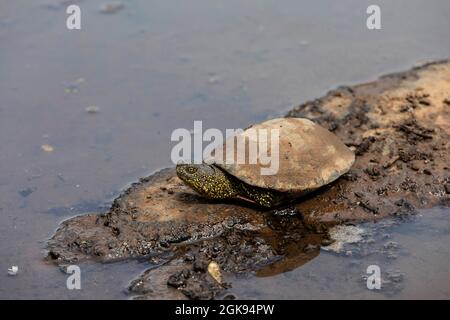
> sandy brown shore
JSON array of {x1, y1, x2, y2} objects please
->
[{"x1": 287, "y1": 59, "x2": 449, "y2": 224}]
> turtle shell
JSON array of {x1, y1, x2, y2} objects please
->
[{"x1": 207, "y1": 118, "x2": 355, "y2": 194}]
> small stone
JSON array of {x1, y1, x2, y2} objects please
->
[
  {"x1": 184, "y1": 253, "x2": 195, "y2": 262},
  {"x1": 207, "y1": 261, "x2": 222, "y2": 284},
  {"x1": 383, "y1": 241, "x2": 398, "y2": 249},
  {"x1": 8, "y1": 266, "x2": 18, "y2": 276},
  {"x1": 207, "y1": 76, "x2": 219, "y2": 84},
  {"x1": 364, "y1": 165, "x2": 381, "y2": 177},
  {"x1": 41, "y1": 144, "x2": 54, "y2": 152},
  {"x1": 193, "y1": 260, "x2": 207, "y2": 273},
  {"x1": 85, "y1": 106, "x2": 100, "y2": 114},
  {"x1": 321, "y1": 238, "x2": 334, "y2": 246}
]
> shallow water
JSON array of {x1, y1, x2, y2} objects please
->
[
  {"x1": 1, "y1": 0, "x2": 450, "y2": 299},
  {"x1": 230, "y1": 207, "x2": 450, "y2": 299}
]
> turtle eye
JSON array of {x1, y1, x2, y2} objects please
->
[{"x1": 186, "y1": 166, "x2": 198, "y2": 174}]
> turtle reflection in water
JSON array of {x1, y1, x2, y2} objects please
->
[{"x1": 177, "y1": 118, "x2": 355, "y2": 208}]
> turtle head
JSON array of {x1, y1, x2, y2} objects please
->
[{"x1": 176, "y1": 163, "x2": 237, "y2": 200}]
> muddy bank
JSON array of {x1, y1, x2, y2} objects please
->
[
  {"x1": 47, "y1": 60, "x2": 450, "y2": 299},
  {"x1": 287, "y1": 60, "x2": 450, "y2": 223},
  {"x1": 48, "y1": 168, "x2": 325, "y2": 299}
]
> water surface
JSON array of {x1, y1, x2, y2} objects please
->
[{"x1": 1, "y1": 0, "x2": 450, "y2": 299}]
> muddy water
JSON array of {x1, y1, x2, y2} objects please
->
[
  {"x1": 1, "y1": 0, "x2": 450, "y2": 299},
  {"x1": 229, "y1": 207, "x2": 450, "y2": 299}
]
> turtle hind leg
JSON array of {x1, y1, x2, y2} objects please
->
[{"x1": 235, "y1": 181, "x2": 285, "y2": 208}]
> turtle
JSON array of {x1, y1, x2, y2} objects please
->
[{"x1": 176, "y1": 118, "x2": 355, "y2": 208}]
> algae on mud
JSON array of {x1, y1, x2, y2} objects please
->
[{"x1": 47, "y1": 60, "x2": 450, "y2": 299}]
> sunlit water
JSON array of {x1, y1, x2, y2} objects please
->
[{"x1": 1, "y1": 0, "x2": 449, "y2": 299}]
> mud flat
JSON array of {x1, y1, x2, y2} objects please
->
[
  {"x1": 287, "y1": 60, "x2": 449, "y2": 223},
  {"x1": 47, "y1": 61, "x2": 450, "y2": 299}
]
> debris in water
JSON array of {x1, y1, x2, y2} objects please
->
[
  {"x1": 18, "y1": 188, "x2": 34, "y2": 198},
  {"x1": 41, "y1": 144, "x2": 54, "y2": 153},
  {"x1": 85, "y1": 106, "x2": 100, "y2": 114},
  {"x1": 8, "y1": 266, "x2": 18, "y2": 276},
  {"x1": 99, "y1": 2, "x2": 125, "y2": 14},
  {"x1": 207, "y1": 75, "x2": 219, "y2": 84},
  {"x1": 207, "y1": 261, "x2": 222, "y2": 284},
  {"x1": 64, "y1": 85, "x2": 78, "y2": 94}
]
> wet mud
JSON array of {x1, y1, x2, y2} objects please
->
[
  {"x1": 47, "y1": 61, "x2": 450, "y2": 299},
  {"x1": 286, "y1": 60, "x2": 450, "y2": 223}
]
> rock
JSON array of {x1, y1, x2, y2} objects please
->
[{"x1": 47, "y1": 60, "x2": 450, "y2": 299}]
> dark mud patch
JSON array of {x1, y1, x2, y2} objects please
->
[
  {"x1": 48, "y1": 168, "x2": 326, "y2": 299},
  {"x1": 47, "y1": 61, "x2": 450, "y2": 299}
]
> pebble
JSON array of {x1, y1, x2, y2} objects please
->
[
  {"x1": 41, "y1": 144, "x2": 54, "y2": 152},
  {"x1": 207, "y1": 261, "x2": 222, "y2": 284},
  {"x1": 18, "y1": 188, "x2": 33, "y2": 198},
  {"x1": 184, "y1": 252, "x2": 195, "y2": 262},
  {"x1": 383, "y1": 241, "x2": 399, "y2": 249},
  {"x1": 8, "y1": 266, "x2": 18, "y2": 276},
  {"x1": 85, "y1": 106, "x2": 100, "y2": 114},
  {"x1": 207, "y1": 76, "x2": 219, "y2": 84}
]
